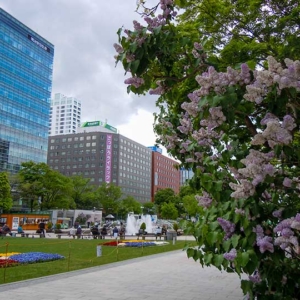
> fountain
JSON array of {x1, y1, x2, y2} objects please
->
[{"x1": 126, "y1": 213, "x2": 154, "y2": 235}]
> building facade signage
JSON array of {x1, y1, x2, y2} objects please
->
[
  {"x1": 105, "y1": 134, "x2": 112, "y2": 183},
  {"x1": 81, "y1": 120, "x2": 117, "y2": 133},
  {"x1": 28, "y1": 34, "x2": 50, "y2": 52},
  {"x1": 104, "y1": 123, "x2": 117, "y2": 133},
  {"x1": 147, "y1": 146, "x2": 162, "y2": 154},
  {"x1": 82, "y1": 121, "x2": 101, "y2": 127}
]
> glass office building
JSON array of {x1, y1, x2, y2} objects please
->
[{"x1": 0, "y1": 8, "x2": 54, "y2": 173}]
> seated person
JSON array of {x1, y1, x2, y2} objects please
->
[
  {"x1": 69, "y1": 227, "x2": 76, "y2": 236},
  {"x1": 76, "y1": 225, "x2": 82, "y2": 236},
  {"x1": 91, "y1": 226, "x2": 100, "y2": 236},
  {"x1": 2, "y1": 224, "x2": 12, "y2": 236},
  {"x1": 17, "y1": 224, "x2": 24, "y2": 234},
  {"x1": 156, "y1": 226, "x2": 162, "y2": 235},
  {"x1": 100, "y1": 226, "x2": 107, "y2": 237}
]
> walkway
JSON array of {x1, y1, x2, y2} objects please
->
[{"x1": 0, "y1": 249, "x2": 244, "y2": 300}]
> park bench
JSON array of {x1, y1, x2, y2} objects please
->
[
  {"x1": 12, "y1": 232, "x2": 30, "y2": 238},
  {"x1": 136, "y1": 233, "x2": 166, "y2": 240}
]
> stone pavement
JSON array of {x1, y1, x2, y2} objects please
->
[{"x1": 0, "y1": 249, "x2": 244, "y2": 300}]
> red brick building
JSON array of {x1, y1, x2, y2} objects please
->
[{"x1": 149, "y1": 146, "x2": 180, "y2": 202}]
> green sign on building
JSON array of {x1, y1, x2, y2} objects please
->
[{"x1": 81, "y1": 120, "x2": 117, "y2": 133}]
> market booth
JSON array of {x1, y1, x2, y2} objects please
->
[{"x1": 0, "y1": 212, "x2": 51, "y2": 231}]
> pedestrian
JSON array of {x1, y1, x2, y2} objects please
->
[
  {"x1": 76, "y1": 225, "x2": 82, "y2": 239},
  {"x1": 38, "y1": 220, "x2": 46, "y2": 237},
  {"x1": 113, "y1": 226, "x2": 119, "y2": 238}
]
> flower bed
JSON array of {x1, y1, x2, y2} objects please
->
[
  {"x1": 9, "y1": 252, "x2": 65, "y2": 264},
  {"x1": 102, "y1": 240, "x2": 169, "y2": 247},
  {"x1": 0, "y1": 252, "x2": 64, "y2": 267},
  {"x1": 0, "y1": 259, "x2": 19, "y2": 268}
]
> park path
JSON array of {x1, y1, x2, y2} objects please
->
[{"x1": 0, "y1": 249, "x2": 244, "y2": 300}]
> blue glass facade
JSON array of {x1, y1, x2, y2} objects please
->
[{"x1": 0, "y1": 8, "x2": 54, "y2": 173}]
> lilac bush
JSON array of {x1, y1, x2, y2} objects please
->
[{"x1": 114, "y1": 1, "x2": 300, "y2": 298}]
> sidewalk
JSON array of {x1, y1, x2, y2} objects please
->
[{"x1": 0, "y1": 250, "x2": 244, "y2": 300}]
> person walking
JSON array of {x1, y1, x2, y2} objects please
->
[{"x1": 38, "y1": 220, "x2": 46, "y2": 237}]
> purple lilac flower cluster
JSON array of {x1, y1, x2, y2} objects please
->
[
  {"x1": 253, "y1": 225, "x2": 274, "y2": 253},
  {"x1": 124, "y1": 77, "x2": 145, "y2": 88},
  {"x1": 244, "y1": 57, "x2": 300, "y2": 104},
  {"x1": 229, "y1": 150, "x2": 275, "y2": 200},
  {"x1": 273, "y1": 214, "x2": 300, "y2": 250},
  {"x1": 249, "y1": 271, "x2": 262, "y2": 283},
  {"x1": 223, "y1": 248, "x2": 237, "y2": 261},
  {"x1": 195, "y1": 191, "x2": 213, "y2": 208},
  {"x1": 217, "y1": 218, "x2": 235, "y2": 240},
  {"x1": 251, "y1": 114, "x2": 296, "y2": 149}
]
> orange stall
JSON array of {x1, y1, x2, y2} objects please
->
[{"x1": 0, "y1": 212, "x2": 51, "y2": 231}]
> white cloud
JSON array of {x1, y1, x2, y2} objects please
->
[{"x1": 1, "y1": 0, "x2": 165, "y2": 148}]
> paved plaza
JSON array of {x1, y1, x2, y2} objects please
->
[{"x1": 0, "y1": 246, "x2": 244, "y2": 300}]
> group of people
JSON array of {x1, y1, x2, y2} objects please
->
[
  {"x1": 89, "y1": 223, "x2": 125, "y2": 239},
  {"x1": 0, "y1": 224, "x2": 25, "y2": 236}
]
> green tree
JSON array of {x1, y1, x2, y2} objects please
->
[
  {"x1": 182, "y1": 194, "x2": 202, "y2": 218},
  {"x1": 118, "y1": 196, "x2": 142, "y2": 220},
  {"x1": 154, "y1": 188, "x2": 176, "y2": 206},
  {"x1": 141, "y1": 201, "x2": 156, "y2": 215},
  {"x1": 40, "y1": 169, "x2": 74, "y2": 210},
  {"x1": 18, "y1": 161, "x2": 47, "y2": 211},
  {"x1": 18, "y1": 161, "x2": 74, "y2": 211},
  {"x1": 95, "y1": 183, "x2": 122, "y2": 215},
  {"x1": 70, "y1": 176, "x2": 95, "y2": 209},
  {"x1": 160, "y1": 202, "x2": 178, "y2": 220},
  {"x1": 0, "y1": 172, "x2": 13, "y2": 212}
]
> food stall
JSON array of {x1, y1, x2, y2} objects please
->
[{"x1": 0, "y1": 212, "x2": 51, "y2": 231}]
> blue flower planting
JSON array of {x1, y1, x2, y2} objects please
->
[
  {"x1": 124, "y1": 242, "x2": 156, "y2": 247},
  {"x1": 9, "y1": 252, "x2": 65, "y2": 264}
]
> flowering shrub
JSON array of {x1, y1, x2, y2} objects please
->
[{"x1": 114, "y1": 1, "x2": 300, "y2": 298}]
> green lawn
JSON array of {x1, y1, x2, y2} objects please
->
[{"x1": 0, "y1": 237, "x2": 196, "y2": 284}]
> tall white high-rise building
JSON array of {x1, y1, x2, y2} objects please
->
[{"x1": 49, "y1": 93, "x2": 82, "y2": 136}]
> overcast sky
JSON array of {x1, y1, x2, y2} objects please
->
[{"x1": 1, "y1": 0, "x2": 165, "y2": 150}]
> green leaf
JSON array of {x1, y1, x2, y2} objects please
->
[
  {"x1": 213, "y1": 254, "x2": 224, "y2": 267},
  {"x1": 204, "y1": 252, "x2": 213, "y2": 265},
  {"x1": 214, "y1": 181, "x2": 223, "y2": 192},
  {"x1": 209, "y1": 221, "x2": 220, "y2": 231},
  {"x1": 241, "y1": 280, "x2": 253, "y2": 296},
  {"x1": 231, "y1": 234, "x2": 240, "y2": 248},
  {"x1": 240, "y1": 252, "x2": 249, "y2": 267},
  {"x1": 187, "y1": 247, "x2": 195, "y2": 258},
  {"x1": 130, "y1": 60, "x2": 140, "y2": 74},
  {"x1": 153, "y1": 25, "x2": 162, "y2": 35},
  {"x1": 223, "y1": 239, "x2": 231, "y2": 252},
  {"x1": 206, "y1": 232, "x2": 220, "y2": 246}
]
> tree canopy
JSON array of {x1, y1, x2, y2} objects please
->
[{"x1": 0, "y1": 172, "x2": 13, "y2": 212}]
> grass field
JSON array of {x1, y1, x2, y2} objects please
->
[{"x1": 0, "y1": 237, "x2": 196, "y2": 284}]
